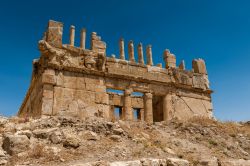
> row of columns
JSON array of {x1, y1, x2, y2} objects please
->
[
  {"x1": 123, "y1": 89, "x2": 171, "y2": 124},
  {"x1": 69, "y1": 25, "x2": 86, "y2": 49},
  {"x1": 119, "y1": 39, "x2": 154, "y2": 66},
  {"x1": 68, "y1": 26, "x2": 177, "y2": 69}
]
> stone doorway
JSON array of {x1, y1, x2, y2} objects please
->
[{"x1": 152, "y1": 95, "x2": 163, "y2": 122}]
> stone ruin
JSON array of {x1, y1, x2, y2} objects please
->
[{"x1": 18, "y1": 20, "x2": 213, "y2": 123}]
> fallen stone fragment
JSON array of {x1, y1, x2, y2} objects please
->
[
  {"x1": 32, "y1": 128, "x2": 58, "y2": 139},
  {"x1": 110, "y1": 135, "x2": 121, "y2": 142},
  {"x1": 113, "y1": 128, "x2": 124, "y2": 135},
  {"x1": 49, "y1": 131, "x2": 62, "y2": 144},
  {"x1": 2, "y1": 134, "x2": 30, "y2": 155},
  {"x1": 82, "y1": 131, "x2": 99, "y2": 141},
  {"x1": 219, "y1": 159, "x2": 250, "y2": 166},
  {"x1": 63, "y1": 136, "x2": 80, "y2": 148}
]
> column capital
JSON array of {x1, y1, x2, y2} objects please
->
[
  {"x1": 124, "y1": 88, "x2": 133, "y2": 96},
  {"x1": 144, "y1": 92, "x2": 153, "y2": 99}
]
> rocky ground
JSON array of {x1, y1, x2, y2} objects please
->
[{"x1": 1, "y1": 116, "x2": 250, "y2": 166}]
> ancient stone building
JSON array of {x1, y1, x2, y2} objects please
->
[{"x1": 18, "y1": 20, "x2": 213, "y2": 123}]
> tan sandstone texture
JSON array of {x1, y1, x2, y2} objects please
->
[
  {"x1": 18, "y1": 20, "x2": 213, "y2": 123},
  {"x1": 1, "y1": 116, "x2": 250, "y2": 165}
]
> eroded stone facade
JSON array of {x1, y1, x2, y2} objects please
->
[{"x1": 18, "y1": 20, "x2": 213, "y2": 123}]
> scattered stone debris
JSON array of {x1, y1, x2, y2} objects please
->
[{"x1": 0, "y1": 116, "x2": 250, "y2": 165}]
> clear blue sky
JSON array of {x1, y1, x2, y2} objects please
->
[{"x1": 0, "y1": 0, "x2": 249, "y2": 121}]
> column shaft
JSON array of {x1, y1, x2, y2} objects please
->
[
  {"x1": 128, "y1": 41, "x2": 135, "y2": 62},
  {"x1": 138, "y1": 43, "x2": 144, "y2": 64},
  {"x1": 163, "y1": 94, "x2": 171, "y2": 121},
  {"x1": 146, "y1": 45, "x2": 153, "y2": 65},
  {"x1": 119, "y1": 38, "x2": 125, "y2": 60},
  {"x1": 80, "y1": 28, "x2": 86, "y2": 49},
  {"x1": 144, "y1": 93, "x2": 153, "y2": 124},
  {"x1": 69, "y1": 25, "x2": 75, "y2": 46},
  {"x1": 124, "y1": 89, "x2": 133, "y2": 120}
]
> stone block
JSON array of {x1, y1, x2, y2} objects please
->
[
  {"x1": 97, "y1": 104, "x2": 110, "y2": 118},
  {"x1": 75, "y1": 90, "x2": 96, "y2": 105},
  {"x1": 131, "y1": 97, "x2": 144, "y2": 108},
  {"x1": 76, "y1": 76, "x2": 85, "y2": 90},
  {"x1": 41, "y1": 98, "x2": 53, "y2": 115},
  {"x1": 86, "y1": 84, "x2": 106, "y2": 92},
  {"x1": 46, "y1": 20, "x2": 63, "y2": 48},
  {"x1": 53, "y1": 87, "x2": 74, "y2": 115},
  {"x1": 192, "y1": 58, "x2": 207, "y2": 74},
  {"x1": 42, "y1": 73, "x2": 56, "y2": 85},
  {"x1": 84, "y1": 75, "x2": 104, "y2": 85},
  {"x1": 192, "y1": 75, "x2": 207, "y2": 90},
  {"x1": 43, "y1": 84, "x2": 54, "y2": 99},
  {"x1": 2, "y1": 135, "x2": 30, "y2": 155},
  {"x1": 63, "y1": 72, "x2": 77, "y2": 88},
  {"x1": 95, "y1": 93, "x2": 109, "y2": 104},
  {"x1": 56, "y1": 72, "x2": 64, "y2": 86}
]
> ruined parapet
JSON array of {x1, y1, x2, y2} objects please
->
[
  {"x1": 179, "y1": 60, "x2": 185, "y2": 70},
  {"x1": 163, "y1": 49, "x2": 176, "y2": 68},
  {"x1": 192, "y1": 58, "x2": 207, "y2": 74},
  {"x1": 45, "y1": 20, "x2": 63, "y2": 48},
  {"x1": 91, "y1": 32, "x2": 106, "y2": 54},
  {"x1": 19, "y1": 20, "x2": 213, "y2": 122}
]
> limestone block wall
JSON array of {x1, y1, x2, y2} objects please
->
[{"x1": 52, "y1": 70, "x2": 109, "y2": 119}]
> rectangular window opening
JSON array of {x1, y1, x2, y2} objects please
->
[
  {"x1": 114, "y1": 106, "x2": 123, "y2": 120},
  {"x1": 131, "y1": 92, "x2": 143, "y2": 97},
  {"x1": 133, "y1": 108, "x2": 141, "y2": 120},
  {"x1": 107, "y1": 88, "x2": 124, "y2": 95}
]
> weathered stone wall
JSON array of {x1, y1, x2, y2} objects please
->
[
  {"x1": 18, "y1": 72, "x2": 43, "y2": 117},
  {"x1": 52, "y1": 70, "x2": 110, "y2": 119},
  {"x1": 18, "y1": 20, "x2": 213, "y2": 123}
]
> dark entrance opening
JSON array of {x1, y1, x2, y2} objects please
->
[
  {"x1": 152, "y1": 95, "x2": 163, "y2": 122},
  {"x1": 133, "y1": 108, "x2": 141, "y2": 120},
  {"x1": 114, "y1": 106, "x2": 123, "y2": 120}
]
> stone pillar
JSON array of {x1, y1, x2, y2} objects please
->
[
  {"x1": 163, "y1": 49, "x2": 176, "y2": 68},
  {"x1": 192, "y1": 59, "x2": 207, "y2": 74},
  {"x1": 138, "y1": 43, "x2": 144, "y2": 64},
  {"x1": 69, "y1": 25, "x2": 75, "y2": 46},
  {"x1": 128, "y1": 40, "x2": 135, "y2": 62},
  {"x1": 144, "y1": 92, "x2": 153, "y2": 124},
  {"x1": 163, "y1": 93, "x2": 172, "y2": 121},
  {"x1": 124, "y1": 89, "x2": 133, "y2": 120},
  {"x1": 146, "y1": 45, "x2": 153, "y2": 66},
  {"x1": 119, "y1": 38, "x2": 125, "y2": 60},
  {"x1": 46, "y1": 20, "x2": 63, "y2": 48},
  {"x1": 80, "y1": 28, "x2": 86, "y2": 49},
  {"x1": 179, "y1": 60, "x2": 185, "y2": 70}
]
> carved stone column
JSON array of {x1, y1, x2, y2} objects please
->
[
  {"x1": 138, "y1": 43, "x2": 144, "y2": 64},
  {"x1": 69, "y1": 25, "x2": 75, "y2": 46},
  {"x1": 144, "y1": 92, "x2": 153, "y2": 124},
  {"x1": 128, "y1": 40, "x2": 135, "y2": 62},
  {"x1": 124, "y1": 89, "x2": 133, "y2": 120},
  {"x1": 146, "y1": 45, "x2": 153, "y2": 66},
  {"x1": 163, "y1": 93, "x2": 172, "y2": 121},
  {"x1": 80, "y1": 28, "x2": 86, "y2": 49},
  {"x1": 119, "y1": 38, "x2": 125, "y2": 60}
]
